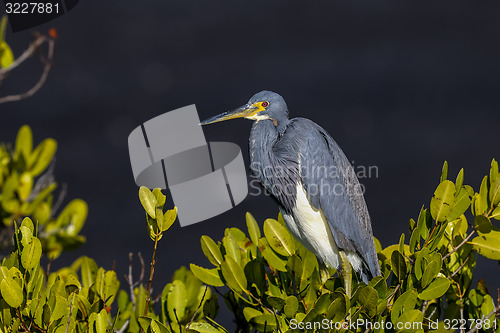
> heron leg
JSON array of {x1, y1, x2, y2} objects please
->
[
  {"x1": 319, "y1": 263, "x2": 330, "y2": 284},
  {"x1": 339, "y1": 251, "x2": 352, "y2": 299}
]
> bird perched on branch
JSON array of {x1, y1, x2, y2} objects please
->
[{"x1": 201, "y1": 91, "x2": 381, "y2": 287}]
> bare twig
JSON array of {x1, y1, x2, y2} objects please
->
[
  {"x1": 116, "y1": 319, "x2": 130, "y2": 333},
  {"x1": 0, "y1": 33, "x2": 55, "y2": 104},
  {"x1": 0, "y1": 33, "x2": 46, "y2": 75},
  {"x1": 136, "y1": 252, "x2": 145, "y2": 285},
  {"x1": 421, "y1": 300, "x2": 429, "y2": 314},
  {"x1": 443, "y1": 230, "x2": 476, "y2": 260},
  {"x1": 16, "y1": 309, "x2": 29, "y2": 331},
  {"x1": 65, "y1": 293, "x2": 75, "y2": 333},
  {"x1": 386, "y1": 284, "x2": 401, "y2": 308},
  {"x1": 144, "y1": 234, "x2": 159, "y2": 315},
  {"x1": 447, "y1": 256, "x2": 470, "y2": 279}
]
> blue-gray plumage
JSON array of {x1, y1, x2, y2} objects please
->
[{"x1": 201, "y1": 91, "x2": 381, "y2": 283}]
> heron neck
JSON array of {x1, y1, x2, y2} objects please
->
[{"x1": 249, "y1": 120, "x2": 278, "y2": 169}]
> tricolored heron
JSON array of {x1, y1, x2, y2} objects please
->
[{"x1": 200, "y1": 91, "x2": 381, "y2": 288}]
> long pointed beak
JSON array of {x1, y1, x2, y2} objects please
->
[{"x1": 200, "y1": 104, "x2": 257, "y2": 125}]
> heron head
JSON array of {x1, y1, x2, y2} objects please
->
[{"x1": 200, "y1": 91, "x2": 289, "y2": 127}]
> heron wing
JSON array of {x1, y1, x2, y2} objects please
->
[{"x1": 278, "y1": 118, "x2": 380, "y2": 277}]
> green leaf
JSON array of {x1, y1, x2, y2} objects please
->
[
  {"x1": 49, "y1": 295, "x2": 67, "y2": 322},
  {"x1": 391, "y1": 250, "x2": 407, "y2": 281},
  {"x1": 139, "y1": 186, "x2": 157, "y2": 218},
  {"x1": 21, "y1": 237, "x2": 42, "y2": 270},
  {"x1": 162, "y1": 207, "x2": 177, "y2": 232},
  {"x1": 19, "y1": 225, "x2": 33, "y2": 246},
  {"x1": 249, "y1": 314, "x2": 277, "y2": 332},
  {"x1": 326, "y1": 293, "x2": 348, "y2": 322},
  {"x1": 135, "y1": 284, "x2": 147, "y2": 318},
  {"x1": 395, "y1": 309, "x2": 423, "y2": 333},
  {"x1": 491, "y1": 159, "x2": 499, "y2": 184},
  {"x1": 263, "y1": 218, "x2": 294, "y2": 256},
  {"x1": 369, "y1": 276, "x2": 387, "y2": 298},
  {"x1": 284, "y1": 296, "x2": 299, "y2": 318},
  {"x1": 220, "y1": 255, "x2": 247, "y2": 294},
  {"x1": 243, "y1": 307, "x2": 262, "y2": 321},
  {"x1": 408, "y1": 219, "x2": 419, "y2": 254},
  {"x1": 491, "y1": 206, "x2": 500, "y2": 220},
  {"x1": 20, "y1": 217, "x2": 34, "y2": 234},
  {"x1": 455, "y1": 168, "x2": 464, "y2": 192},
  {"x1": 357, "y1": 286, "x2": 378, "y2": 316},
  {"x1": 244, "y1": 260, "x2": 266, "y2": 295},
  {"x1": 448, "y1": 186, "x2": 471, "y2": 221},
  {"x1": 469, "y1": 232, "x2": 500, "y2": 260},
  {"x1": 167, "y1": 280, "x2": 187, "y2": 322},
  {"x1": 15, "y1": 125, "x2": 32, "y2": 161},
  {"x1": 440, "y1": 161, "x2": 448, "y2": 182},
  {"x1": 0, "y1": 41, "x2": 14, "y2": 68},
  {"x1": 418, "y1": 277, "x2": 450, "y2": 300},
  {"x1": 223, "y1": 233, "x2": 240, "y2": 265},
  {"x1": 0, "y1": 15, "x2": 8, "y2": 42},
  {"x1": 398, "y1": 233, "x2": 405, "y2": 256},
  {"x1": 417, "y1": 208, "x2": 432, "y2": 240},
  {"x1": 475, "y1": 215, "x2": 499, "y2": 234},
  {"x1": 430, "y1": 180, "x2": 456, "y2": 222},
  {"x1": 152, "y1": 188, "x2": 166, "y2": 207},
  {"x1": 301, "y1": 250, "x2": 319, "y2": 280},
  {"x1": 246, "y1": 212, "x2": 260, "y2": 244},
  {"x1": 18, "y1": 172, "x2": 33, "y2": 201},
  {"x1": 80, "y1": 256, "x2": 98, "y2": 289},
  {"x1": 258, "y1": 238, "x2": 287, "y2": 272},
  {"x1": 201, "y1": 236, "x2": 223, "y2": 266},
  {"x1": 391, "y1": 289, "x2": 417, "y2": 323},
  {"x1": 190, "y1": 264, "x2": 224, "y2": 287},
  {"x1": 420, "y1": 260, "x2": 440, "y2": 288},
  {"x1": 489, "y1": 176, "x2": 500, "y2": 206},
  {"x1": 54, "y1": 199, "x2": 88, "y2": 236},
  {"x1": 267, "y1": 296, "x2": 285, "y2": 311},
  {"x1": 94, "y1": 309, "x2": 108, "y2": 333},
  {"x1": 188, "y1": 321, "x2": 221, "y2": 333},
  {"x1": 29, "y1": 138, "x2": 57, "y2": 177},
  {"x1": 474, "y1": 176, "x2": 489, "y2": 216},
  {"x1": 0, "y1": 277, "x2": 23, "y2": 308}
]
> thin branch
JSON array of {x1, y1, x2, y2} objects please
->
[
  {"x1": 443, "y1": 230, "x2": 476, "y2": 261},
  {"x1": 126, "y1": 253, "x2": 136, "y2": 309},
  {"x1": 421, "y1": 300, "x2": 429, "y2": 314},
  {"x1": 0, "y1": 33, "x2": 55, "y2": 104},
  {"x1": 65, "y1": 293, "x2": 75, "y2": 333},
  {"x1": 16, "y1": 309, "x2": 29, "y2": 331},
  {"x1": 116, "y1": 319, "x2": 130, "y2": 333},
  {"x1": 387, "y1": 284, "x2": 401, "y2": 308},
  {"x1": 136, "y1": 252, "x2": 145, "y2": 286},
  {"x1": 0, "y1": 33, "x2": 46, "y2": 75},
  {"x1": 144, "y1": 233, "x2": 159, "y2": 315},
  {"x1": 447, "y1": 256, "x2": 470, "y2": 279}
]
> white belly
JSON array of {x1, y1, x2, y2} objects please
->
[{"x1": 281, "y1": 183, "x2": 362, "y2": 272}]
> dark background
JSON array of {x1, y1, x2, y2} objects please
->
[{"x1": 2, "y1": 0, "x2": 499, "y2": 327}]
